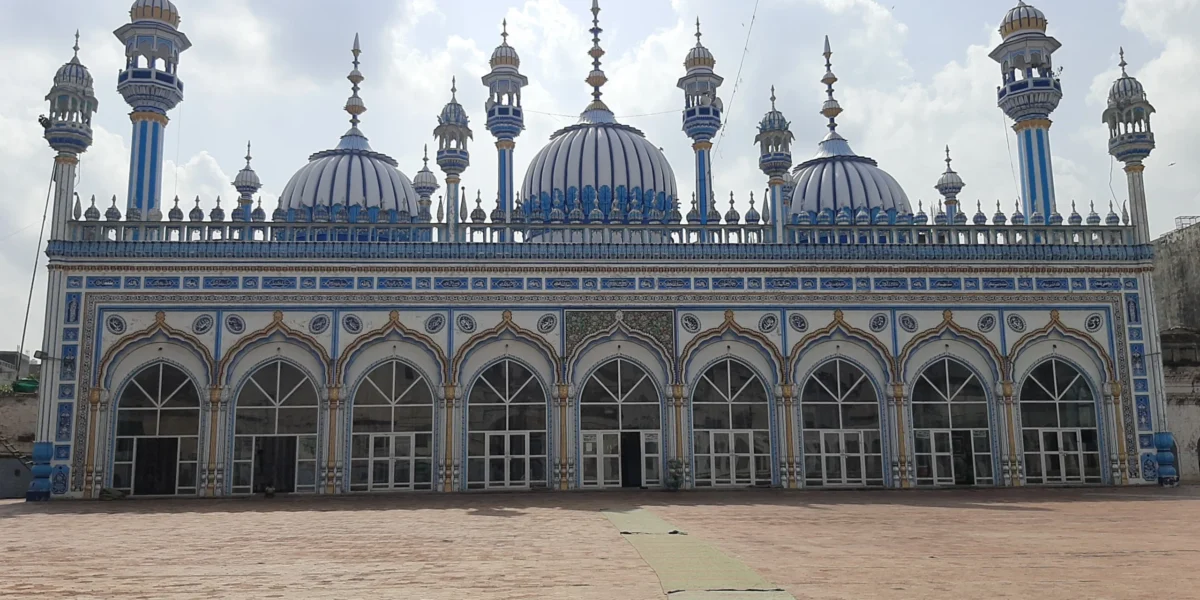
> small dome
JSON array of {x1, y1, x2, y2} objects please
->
[
  {"x1": 491, "y1": 43, "x2": 519, "y2": 70},
  {"x1": 188, "y1": 198, "x2": 204, "y2": 222},
  {"x1": 973, "y1": 202, "x2": 988, "y2": 225},
  {"x1": 789, "y1": 137, "x2": 912, "y2": 218},
  {"x1": 209, "y1": 199, "x2": 225, "y2": 222},
  {"x1": 84, "y1": 196, "x2": 101, "y2": 221},
  {"x1": 272, "y1": 201, "x2": 287, "y2": 222},
  {"x1": 684, "y1": 19, "x2": 716, "y2": 71},
  {"x1": 1105, "y1": 203, "x2": 1121, "y2": 225},
  {"x1": 54, "y1": 57, "x2": 93, "y2": 91},
  {"x1": 167, "y1": 197, "x2": 183, "y2": 221},
  {"x1": 999, "y1": 1, "x2": 1047, "y2": 39},
  {"x1": 278, "y1": 138, "x2": 419, "y2": 217},
  {"x1": 993, "y1": 202, "x2": 1008, "y2": 225},
  {"x1": 439, "y1": 85, "x2": 470, "y2": 129},
  {"x1": 232, "y1": 143, "x2": 261, "y2": 191},
  {"x1": 1108, "y1": 51, "x2": 1149, "y2": 108},
  {"x1": 724, "y1": 194, "x2": 740, "y2": 224},
  {"x1": 1068, "y1": 202, "x2": 1083, "y2": 226},
  {"x1": 105, "y1": 197, "x2": 122, "y2": 221},
  {"x1": 413, "y1": 146, "x2": 439, "y2": 196},
  {"x1": 130, "y1": 0, "x2": 181, "y2": 28}
]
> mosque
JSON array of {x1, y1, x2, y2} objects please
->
[{"x1": 25, "y1": 0, "x2": 1179, "y2": 499}]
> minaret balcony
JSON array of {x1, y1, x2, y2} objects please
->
[
  {"x1": 997, "y1": 76, "x2": 1060, "y2": 101},
  {"x1": 117, "y1": 70, "x2": 185, "y2": 112},
  {"x1": 1109, "y1": 132, "x2": 1155, "y2": 163},
  {"x1": 485, "y1": 107, "x2": 524, "y2": 139},
  {"x1": 436, "y1": 148, "x2": 470, "y2": 174},
  {"x1": 682, "y1": 106, "x2": 721, "y2": 140},
  {"x1": 759, "y1": 153, "x2": 792, "y2": 177},
  {"x1": 997, "y1": 84, "x2": 1062, "y2": 121}
]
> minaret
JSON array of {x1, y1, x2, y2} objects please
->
[
  {"x1": 1104, "y1": 49, "x2": 1176, "y2": 485},
  {"x1": 43, "y1": 31, "x2": 98, "y2": 240},
  {"x1": 482, "y1": 20, "x2": 528, "y2": 241},
  {"x1": 231, "y1": 142, "x2": 261, "y2": 222},
  {"x1": 935, "y1": 146, "x2": 965, "y2": 222},
  {"x1": 114, "y1": 0, "x2": 191, "y2": 221},
  {"x1": 990, "y1": 1, "x2": 1062, "y2": 219},
  {"x1": 412, "y1": 145, "x2": 440, "y2": 223},
  {"x1": 434, "y1": 78, "x2": 472, "y2": 242},
  {"x1": 677, "y1": 18, "x2": 724, "y2": 239},
  {"x1": 755, "y1": 86, "x2": 793, "y2": 242}
]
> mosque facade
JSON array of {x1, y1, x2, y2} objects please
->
[{"x1": 25, "y1": 0, "x2": 1179, "y2": 499}]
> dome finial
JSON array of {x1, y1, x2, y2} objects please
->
[
  {"x1": 695, "y1": 17, "x2": 703, "y2": 46},
  {"x1": 244, "y1": 140, "x2": 253, "y2": 168},
  {"x1": 502, "y1": 18, "x2": 509, "y2": 45},
  {"x1": 770, "y1": 85, "x2": 777, "y2": 110},
  {"x1": 72, "y1": 29, "x2": 80, "y2": 60},
  {"x1": 451, "y1": 76, "x2": 457, "y2": 101},
  {"x1": 423, "y1": 144, "x2": 429, "y2": 167},
  {"x1": 345, "y1": 33, "x2": 367, "y2": 129},
  {"x1": 1119, "y1": 46, "x2": 1128, "y2": 75},
  {"x1": 584, "y1": 0, "x2": 610, "y2": 113},
  {"x1": 821, "y1": 36, "x2": 843, "y2": 134}
]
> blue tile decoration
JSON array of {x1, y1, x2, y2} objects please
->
[
  {"x1": 1070, "y1": 278, "x2": 1086, "y2": 291},
  {"x1": 144, "y1": 276, "x2": 179, "y2": 289},
  {"x1": 378, "y1": 277, "x2": 413, "y2": 290},
  {"x1": 1139, "y1": 434, "x2": 1155, "y2": 449},
  {"x1": 964, "y1": 278, "x2": 980, "y2": 290},
  {"x1": 435, "y1": 277, "x2": 468, "y2": 290},
  {"x1": 358, "y1": 277, "x2": 375, "y2": 290},
  {"x1": 1090, "y1": 278, "x2": 1122, "y2": 291},
  {"x1": 769, "y1": 277, "x2": 801, "y2": 290},
  {"x1": 855, "y1": 277, "x2": 871, "y2": 291},
  {"x1": 910, "y1": 278, "x2": 927, "y2": 290},
  {"x1": 55, "y1": 403, "x2": 72, "y2": 442},
  {"x1": 54, "y1": 445, "x2": 71, "y2": 460},
  {"x1": 1128, "y1": 327, "x2": 1143, "y2": 341},
  {"x1": 51, "y1": 465, "x2": 69, "y2": 495},
  {"x1": 62, "y1": 327, "x2": 79, "y2": 342},
  {"x1": 748, "y1": 278, "x2": 763, "y2": 290},
  {"x1": 203, "y1": 276, "x2": 238, "y2": 289},
  {"x1": 582, "y1": 278, "x2": 598, "y2": 290},
  {"x1": 263, "y1": 277, "x2": 297, "y2": 289},
  {"x1": 1131, "y1": 343, "x2": 1146, "y2": 376},
  {"x1": 817, "y1": 278, "x2": 850, "y2": 290},
  {"x1": 548, "y1": 278, "x2": 581, "y2": 290},
  {"x1": 183, "y1": 277, "x2": 200, "y2": 289},
  {"x1": 59, "y1": 345, "x2": 77, "y2": 380},
  {"x1": 657, "y1": 278, "x2": 689, "y2": 290},
  {"x1": 66, "y1": 276, "x2": 82, "y2": 289},
  {"x1": 712, "y1": 278, "x2": 744, "y2": 290},
  {"x1": 1035, "y1": 278, "x2": 1068, "y2": 291},
  {"x1": 694, "y1": 278, "x2": 710, "y2": 290},
  {"x1": 86, "y1": 276, "x2": 120, "y2": 289},
  {"x1": 300, "y1": 277, "x2": 317, "y2": 289},
  {"x1": 800, "y1": 278, "x2": 817, "y2": 290},
  {"x1": 526, "y1": 278, "x2": 542, "y2": 290},
  {"x1": 600, "y1": 278, "x2": 634, "y2": 290},
  {"x1": 983, "y1": 278, "x2": 1015, "y2": 290},
  {"x1": 929, "y1": 278, "x2": 961, "y2": 290},
  {"x1": 124, "y1": 276, "x2": 141, "y2": 289},
  {"x1": 491, "y1": 278, "x2": 524, "y2": 290},
  {"x1": 242, "y1": 277, "x2": 259, "y2": 289},
  {"x1": 1136, "y1": 395, "x2": 1152, "y2": 431},
  {"x1": 1134, "y1": 378, "x2": 1149, "y2": 393},
  {"x1": 320, "y1": 277, "x2": 354, "y2": 290},
  {"x1": 58, "y1": 384, "x2": 75, "y2": 400},
  {"x1": 471, "y1": 277, "x2": 487, "y2": 290},
  {"x1": 1126, "y1": 294, "x2": 1141, "y2": 325},
  {"x1": 64, "y1": 293, "x2": 80, "y2": 324},
  {"x1": 1142, "y1": 454, "x2": 1158, "y2": 482},
  {"x1": 1123, "y1": 278, "x2": 1138, "y2": 290},
  {"x1": 1018, "y1": 278, "x2": 1033, "y2": 290},
  {"x1": 638, "y1": 278, "x2": 654, "y2": 290}
]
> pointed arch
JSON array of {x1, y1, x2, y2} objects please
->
[
  {"x1": 567, "y1": 319, "x2": 673, "y2": 390},
  {"x1": 97, "y1": 312, "x2": 215, "y2": 388},
  {"x1": 1007, "y1": 310, "x2": 1116, "y2": 382},
  {"x1": 336, "y1": 310, "x2": 448, "y2": 384},
  {"x1": 452, "y1": 310, "x2": 561, "y2": 386},
  {"x1": 899, "y1": 310, "x2": 1005, "y2": 384},
  {"x1": 679, "y1": 310, "x2": 784, "y2": 385},
  {"x1": 218, "y1": 311, "x2": 332, "y2": 387},
  {"x1": 788, "y1": 310, "x2": 895, "y2": 384}
]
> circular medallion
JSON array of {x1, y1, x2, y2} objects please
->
[
  {"x1": 342, "y1": 314, "x2": 363, "y2": 334},
  {"x1": 105, "y1": 315, "x2": 127, "y2": 335},
  {"x1": 424, "y1": 314, "x2": 446, "y2": 334},
  {"x1": 1085, "y1": 313, "x2": 1103, "y2": 333},
  {"x1": 869, "y1": 313, "x2": 888, "y2": 333},
  {"x1": 191, "y1": 315, "x2": 214, "y2": 335},
  {"x1": 789, "y1": 314, "x2": 808, "y2": 333},
  {"x1": 758, "y1": 314, "x2": 778, "y2": 334},
  {"x1": 537, "y1": 314, "x2": 557, "y2": 334},
  {"x1": 309, "y1": 315, "x2": 330, "y2": 335},
  {"x1": 681, "y1": 314, "x2": 701, "y2": 333},
  {"x1": 899, "y1": 314, "x2": 918, "y2": 333},
  {"x1": 1007, "y1": 314, "x2": 1027, "y2": 333},
  {"x1": 977, "y1": 314, "x2": 996, "y2": 333},
  {"x1": 456, "y1": 314, "x2": 477, "y2": 334},
  {"x1": 225, "y1": 315, "x2": 246, "y2": 334}
]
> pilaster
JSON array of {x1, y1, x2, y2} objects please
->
[
  {"x1": 890, "y1": 383, "x2": 909, "y2": 488},
  {"x1": 442, "y1": 383, "x2": 456, "y2": 491},
  {"x1": 999, "y1": 380, "x2": 1022, "y2": 486},
  {"x1": 204, "y1": 386, "x2": 223, "y2": 496},
  {"x1": 777, "y1": 383, "x2": 797, "y2": 488}
]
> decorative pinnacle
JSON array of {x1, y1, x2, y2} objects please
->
[
  {"x1": 244, "y1": 140, "x2": 253, "y2": 168},
  {"x1": 770, "y1": 85, "x2": 777, "y2": 110},
  {"x1": 1119, "y1": 47, "x2": 1128, "y2": 76},
  {"x1": 502, "y1": 19, "x2": 509, "y2": 45},
  {"x1": 451, "y1": 76, "x2": 457, "y2": 101},
  {"x1": 345, "y1": 33, "x2": 367, "y2": 128},
  {"x1": 423, "y1": 144, "x2": 429, "y2": 168},
  {"x1": 585, "y1": 0, "x2": 610, "y2": 112},
  {"x1": 944, "y1": 145, "x2": 952, "y2": 171},
  {"x1": 72, "y1": 30, "x2": 80, "y2": 60},
  {"x1": 821, "y1": 36, "x2": 843, "y2": 133},
  {"x1": 695, "y1": 18, "x2": 702, "y2": 46}
]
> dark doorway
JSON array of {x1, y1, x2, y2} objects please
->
[
  {"x1": 951, "y1": 431, "x2": 975, "y2": 486},
  {"x1": 620, "y1": 432, "x2": 642, "y2": 488},
  {"x1": 134, "y1": 438, "x2": 178, "y2": 496},
  {"x1": 254, "y1": 436, "x2": 297, "y2": 493}
]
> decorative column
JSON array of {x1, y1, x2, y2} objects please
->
[
  {"x1": 83, "y1": 387, "x2": 104, "y2": 498},
  {"x1": 114, "y1": 4, "x2": 191, "y2": 220},
  {"x1": 1103, "y1": 380, "x2": 1128, "y2": 484},
  {"x1": 677, "y1": 19, "x2": 723, "y2": 242},
  {"x1": 670, "y1": 383, "x2": 689, "y2": 488},
  {"x1": 557, "y1": 383, "x2": 570, "y2": 490},
  {"x1": 756, "y1": 87, "x2": 793, "y2": 243},
  {"x1": 324, "y1": 386, "x2": 342, "y2": 494},
  {"x1": 777, "y1": 383, "x2": 798, "y2": 488},
  {"x1": 999, "y1": 380, "x2": 1022, "y2": 486},
  {"x1": 890, "y1": 383, "x2": 910, "y2": 488},
  {"x1": 434, "y1": 79, "x2": 472, "y2": 243},
  {"x1": 990, "y1": 2, "x2": 1062, "y2": 218},
  {"x1": 482, "y1": 20, "x2": 528, "y2": 241},
  {"x1": 442, "y1": 383, "x2": 457, "y2": 491},
  {"x1": 204, "y1": 387, "x2": 223, "y2": 496}
]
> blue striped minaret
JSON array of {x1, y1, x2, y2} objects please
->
[
  {"x1": 434, "y1": 79, "x2": 472, "y2": 243},
  {"x1": 677, "y1": 19, "x2": 723, "y2": 241},
  {"x1": 114, "y1": 1, "x2": 191, "y2": 220},
  {"x1": 482, "y1": 20, "x2": 528, "y2": 241}
]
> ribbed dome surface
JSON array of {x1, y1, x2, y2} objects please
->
[
  {"x1": 1109, "y1": 75, "x2": 1147, "y2": 106},
  {"x1": 54, "y1": 58, "x2": 93, "y2": 90},
  {"x1": 130, "y1": 0, "x2": 181, "y2": 28},
  {"x1": 999, "y1": 1, "x2": 1047, "y2": 38},
  {"x1": 520, "y1": 122, "x2": 678, "y2": 221},
  {"x1": 789, "y1": 133, "x2": 911, "y2": 218},
  {"x1": 278, "y1": 130, "x2": 419, "y2": 216}
]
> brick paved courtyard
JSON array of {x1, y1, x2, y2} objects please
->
[{"x1": 2, "y1": 487, "x2": 1198, "y2": 599}]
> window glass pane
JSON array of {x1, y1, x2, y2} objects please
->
[
  {"x1": 731, "y1": 402, "x2": 769, "y2": 430},
  {"x1": 709, "y1": 361, "x2": 731, "y2": 398},
  {"x1": 1020, "y1": 376, "x2": 1053, "y2": 402},
  {"x1": 350, "y1": 461, "x2": 369, "y2": 486},
  {"x1": 298, "y1": 436, "x2": 318, "y2": 460},
  {"x1": 115, "y1": 438, "x2": 134, "y2": 462},
  {"x1": 469, "y1": 379, "x2": 503, "y2": 405},
  {"x1": 366, "y1": 363, "x2": 394, "y2": 402},
  {"x1": 591, "y1": 361, "x2": 621, "y2": 400},
  {"x1": 511, "y1": 376, "x2": 547, "y2": 406},
  {"x1": 618, "y1": 360, "x2": 648, "y2": 399},
  {"x1": 468, "y1": 433, "x2": 486, "y2": 456},
  {"x1": 1020, "y1": 402, "x2": 1059, "y2": 428},
  {"x1": 398, "y1": 376, "x2": 432, "y2": 405},
  {"x1": 625, "y1": 378, "x2": 659, "y2": 405},
  {"x1": 529, "y1": 432, "x2": 546, "y2": 456},
  {"x1": 693, "y1": 403, "x2": 730, "y2": 429},
  {"x1": 581, "y1": 380, "x2": 615, "y2": 404},
  {"x1": 802, "y1": 404, "x2": 839, "y2": 429},
  {"x1": 394, "y1": 406, "x2": 434, "y2": 432},
  {"x1": 911, "y1": 378, "x2": 941, "y2": 403},
  {"x1": 509, "y1": 405, "x2": 547, "y2": 431},
  {"x1": 912, "y1": 403, "x2": 948, "y2": 429},
  {"x1": 692, "y1": 377, "x2": 724, "y2": 405},
  {"x1": 158, "y1": 410, "x2": 200, "y2": 436},
  {"x1": 354, "y1": 374, "x2": 390, "y2": 406},
  {"x1": 950, "y1": 403, "x2": 989, "y2": 430},
  {"x1": 842, "y1": 403, "x2": 879, "y2": 429},
  {"x1": 954, "y1": 379, "x2": 988, "y2": 404},
  {"x1": 118, "y1": 381, "x2": 156, "y2": 408},
  {"x1": 276, "y1": 407, "x2": 318, "y2": 434},
  {"x1": 112, "y1": 463, "x2": 133, "y2": 490},
  {"x1": 163, "y1": 379, "x2": 200, "y2": 408},
  {"x1": 278, "y1": 364, "x2": 314, "y2": 405},
  {"x1": 802, "y1": 431, "x2": 821, "y2": 454},
  {"x1": 802, "y1": 375, "x2": 836, "y2": 403},
  {"x1": 116, "y1": 410, "x2": 158, "y2": 436},
  {"x1": 235, "y1": 408, "x2": 274, "y2": 435},
  {"x1": 621, "y1": 404, "x2": 660, "y2": 430},
  {"x1": 506, "y1": 362, "x2": 534, "y2": 399},
  {"x1": 237, "y1": 378, "x2": 272, "y2": 407},
  {"x1": 693, "y1": 432, "x2": 710, "y2": 455},
  {"x1": 351, "y1": 435, "x2": 370, "y2": 459},
  {"x1": 1060, "y1": 377, "x2": 1094, "y2": 402},
  {"x1": 1059, "y1": 403, "x2": 1096, "y2": 428},
  {"x1": 414, "y1": 433, "x2": 432, "y2": 457},
  {"x1": 250, "y1": 363, "x2": 279, "y2": 399},
  {"x1": 1052, "y1": 362, "x2": 1079, "y2": 400},
  {"x1": 469, "y1": 405, "x2": 508, "y2": 432},
  {"x1": 130, "y1": 366, "x2": 162, "y2": 404}
]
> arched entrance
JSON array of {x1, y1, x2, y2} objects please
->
[
  {"x1": 111, "y1": 362, "x2": 201, "y2": 496},
  {"x1": 231, "y1": 360, "x2": 321, "y2": 494},
  {"x1": 1019, "y1": 358, "x2": 1103, "y2": 484},
  {"x1": 348, "y1": 359, "x2": 435, "y2": 492},
  {"x1": 579, "y1": 358, "x2": 662, "y2": 488},
  {"x1": 910, "y1": 357, "x2": 994, "y2": 486},
  {"x1": 800, "y1": 358, "x2": 884, "y2": 487},
  {"x1": 465, "y1": 358, "x2": 549, "y2": 490},
  {"x1": 691, "y1": 358, "x2": 772, "y2": 487}
]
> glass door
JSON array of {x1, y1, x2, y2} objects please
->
[
  {"x1": 642, "y1": 432, "x2": 661, "y2": 486},
  {"x1": 581, "y1": 432, "x2": 621, "y2": 487}
]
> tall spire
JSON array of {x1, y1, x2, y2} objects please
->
[
  {"x1": 1119, "y1": 46, "x2": 1128, "y2": 75},
  {"x1": 345, "y1": 33, "x2": 366, "y2": 129},
  {"x1": 72, "y1": 29, "x2": 80, "y2": 61},
  {"x1": 695, "y1": 17, "x2": 702, "y2": 47},
  {"x1": 244, "y1": 140, "x2": 253, "y2": 168},
  {"x1": 821, "y1": 36, "x2": 843, "y2": 135},
  {"x1": 770, "y1": 85, "x2": 777, "y2": 110},
  {"x1": 585, "y1": 0, "x2": 610, "y2": 114},
  {"x1": 451, "y1": 76, "x2": 457, "y2": 101},
  {"x1": 502, "y1": 18, "x2": 509, "y2": 45}
]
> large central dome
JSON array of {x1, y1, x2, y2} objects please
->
[{"x1": 519, "y1": 1, "x2": 677, "y2": 223}]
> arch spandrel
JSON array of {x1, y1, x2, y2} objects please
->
[
  {"x1": 1008, "y1": 310, "x2": 1116, "y2": 384},
  {"x1": 218, "y1": 311, "x2": 332, "y2": 387},
  {"x1": 789, "y1": 310, "x2": 894, "y2": 387},
  {"x1": 679, "y1": 310, "x2": 784, "y2": 388},
  {"x1": 453, "y1": 310, "x2": 561, "y2": 389},
  {"x1": 337, "y1": 310, "x2": 448, "y2": 387},
  {"x1": 97, "y1": 311, "x2": 216, "y2": 389},
  {"x1": 567, "y1": 328, "x2": 672, "y2": 394},
  {"x1": 899, "y1": 310, "x2": 1005, "y2": 386}
]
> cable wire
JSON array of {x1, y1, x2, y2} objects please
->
[
  {"x1": 714, "y1": 0, "x2": 761, "y2": 155},
  {"x1": 17, "y1": 162, "x2": 57, "y2": 377}
]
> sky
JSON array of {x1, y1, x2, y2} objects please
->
[{"x1": 0, "y1": 0, "x2": 1198, "y2": 356}]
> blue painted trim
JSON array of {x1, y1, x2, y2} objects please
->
[
  {"x1": 148, "y1": 121, "x2": 161, "y2": 213},
  {"x1": 1036, "y1": 128, "x2": 1052, "y2": 218},
  {"x1": 134, "y1": 120, "x2": 149, "y2": 212},
  {"x1": 1023, "y1": 127, "x2": 1037, "y2": 216}
]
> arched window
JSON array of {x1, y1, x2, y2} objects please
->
[
  {"x1": 1019, "y1": 358, "x2": 1102, "y2": 484},
  {"x1": 112, "y1": 363, "x2": 201, "y2": 496},
  {"x1": 466, "y1": 359, "x2": 548, "y2": 490},
  {"x1": 349, "y1": 360, "x2": 436, "y2": 492},
  {"x1": 911, "y1": 358, "x2": 993, "y2": 486},
  {"x1": 691, "y1": 358, "x2": 771, "y2": 487},
  {"x1": 579, "y1": 358, "x2": 662, "y2": 488},
  {"x1": 231, "y1": 361, "x2": 320, "y2": 494},
  {"x1": 800, "y1": 359, "x2": 884, "y2": 487}
]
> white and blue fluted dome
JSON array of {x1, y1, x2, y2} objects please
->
[
  {"x1": 278, "y1": 130, "x2": 419, "y2": 218},
  {"x1": 790, "y1": 134, "x2": 911, "y2": 219},
  {"x1": 130, "y1": 0, "x2": 181, "y2": 28},
  {"x1": 999, "y1": 1, "x2": 1047, "y2": 39}
]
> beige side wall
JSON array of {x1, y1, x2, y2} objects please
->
[{"x1": 0, "y1": 394, "x2": 39, "y2": 456}]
